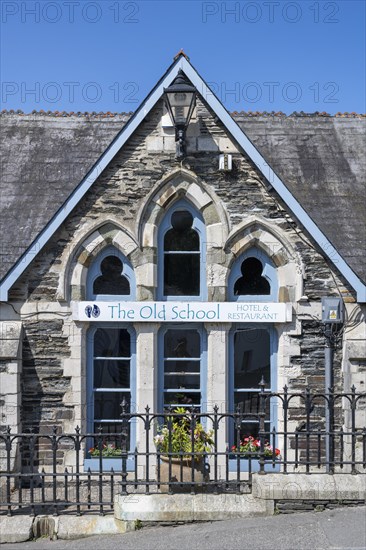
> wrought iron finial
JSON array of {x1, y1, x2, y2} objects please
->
[{"x1": 259, "y1": 377, "x2": 266, "y2": 390}]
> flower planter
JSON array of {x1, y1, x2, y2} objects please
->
[
  {"x1": 229, "y1": 455, "x2": 280, "y2": 472},
  {"x1": 157, "y1": 456, "x2": 209, "y2": 493},
  {"x1": 84, "y1": 457, "x2": 124, "y2": 472}
]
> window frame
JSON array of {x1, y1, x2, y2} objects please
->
[
  {"x1": 228, "y1": 247, "x2": 278, "y2": 302},
  {"x1": 158, "y1": 324, "x2": 207, "y2": 413},
  {"x1": 158, "y1": 199, "x2": 207, "y2": 301},
  {"x1": 85, "y1": 323, "x2": 136, "y2": 470},
  {"x1": 228, "y1": 324, "x2": 279, "y2": 472},
  {"x1": 86, "y1": 245, "x2": 135, "y2": 301}
]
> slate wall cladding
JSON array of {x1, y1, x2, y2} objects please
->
[
  {"x1": 289, "y1": 321, "x2": 343, "y2": 387},
  {"x1": 274, "y1": 500, "x2": 366, "y2": 513},
  {"x1": 7, "y1": 97, "x2": 355, "y2": 429},
  {"x1": 21, "y1": 320, "x2": 71, "y2": 431}
]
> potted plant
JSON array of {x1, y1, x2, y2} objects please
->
[
  {"x1": 230, "y1": 435, "x2": 280, "y2": 471},
  {"x1": 84, "y1": 442, "x2": 124, "y2": 472},
  {"x1": 154, "y1": 407, "x2": 214, "y2": 492}
]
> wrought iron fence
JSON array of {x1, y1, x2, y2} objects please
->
[{"x1": 1, "y1": 384, "x2": 365, "y2": 516}]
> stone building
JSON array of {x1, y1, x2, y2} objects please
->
[{"x1": 0, "y1": 53, "x2": 365, "y2": 472}]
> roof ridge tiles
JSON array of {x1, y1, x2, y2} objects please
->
[
  {"x1": 0, "y1": 109, "x2": 134, "y2": 117},
  {"x1": 0, "y1": 109, "x2": 365, "y2": 118}
]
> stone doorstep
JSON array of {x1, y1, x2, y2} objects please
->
[
  {"x1": 0, "y1": 515, "x2": 135, "y2": 544},
  {"x1": 114, "y1": 493, "x2": 274, "y2": 522}
]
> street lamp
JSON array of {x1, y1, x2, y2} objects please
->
[{"x1": 164, "y1": 70, "x2": 196, "y2": 159}]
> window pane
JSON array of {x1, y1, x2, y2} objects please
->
[
  {"x1": 94, "y1": 329, "x2": 130, "y2": 358},
  {"x1": 164, "y1": 210, "x2": 199, "y2": 252},
  {"x1": 164, "y1": 360, "x2": 200, "y2": 373},
  {"x1": 234, "y1": 392, "x2": 271, "y2": 419},
  {"x1": 233, "y1": 422, "x2": 271, "y2": 442},
  {"x1": 164, "y1": 254, "x2": 200, "y2": 295},
  {"x1": 234, "y1": 329, "x2": 270, "y2": 388},
  {"x1": 234, "y1": 257, "x2": 270, "y2": 295},
  {"x1": 92, "y1": 422, "x2": 124, "y2": 434},
  {"x1": 164, "y1": 392, "x2": 201, "y2": 408},
  {"x1": 94, "y1": 360, "x2": 130, "y2": 388},
  {"x1": 93, "y1": 255, "x2": 130, "y2": 295},
  {"x1": 94, "y1": 392, "x2": 130, "y2": 420},
  {"x1": 91, "y1": 422, "x2": 131, "y2": 452},
  {"x1": 164, "y1": 359, "x2": 200, "y2": 390},
  {"x1": 164, "y1": 374, "x2": 200, "y2": 390},
  {"x1": 164, "y1": 330, "x2": 200, "y2": 357},
  {"x1": 164, "y1": 228, "x2": 199, "y2": 251}
]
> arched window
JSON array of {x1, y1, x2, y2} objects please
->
[
  {"x1": 158, "y1": 200, "x2": 206, "y2": 300},
  {"x1": 229, "y1": 248, "x2": 278, "y2": 301},
  {"x1": 87, "y1": 246, "x2": 135, "y2": 300}
]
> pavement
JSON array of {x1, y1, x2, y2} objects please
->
[{"x1": 1, "y1": 506, "x2": 366, "y2": 550}]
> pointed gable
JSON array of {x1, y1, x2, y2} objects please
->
[{"x1": 0, "y1": 54, "x2": 365, "y2": 301}]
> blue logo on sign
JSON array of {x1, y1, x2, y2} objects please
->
[{"x1": 85, "y1": 304, "x2": 100, "y2": 318}]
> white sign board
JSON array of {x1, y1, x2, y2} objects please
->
[{"x1": 72, "y1": 302, "x2": 292, "y2": 323}]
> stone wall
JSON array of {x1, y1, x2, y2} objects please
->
[
  {"x1": 275, "y1": 499, "x2": 366, "y2": 513},
  {"x1": 21, "y1": 319, "x2": 71, "y2": 431}
]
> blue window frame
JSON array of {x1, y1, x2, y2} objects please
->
[
  {"x1": 158, "y1": 200, "x2": 207, "y2": 301},
  {"x1": 158, "y1": 325, "x2": 207, "y2": 412},
  {"x1": 85, "y1": 325, "x2": 136, "y2": 470},
  {"x1": 228, "y1": 247, "x2": 278, "y2": 302},
  {"x1": 228, "y1": 325, "x2": 279, "y2": 472},
  {"x1": 87, "y1": 245, "x2": 135, "y2": 301}
]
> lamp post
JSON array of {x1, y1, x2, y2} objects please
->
[
  {"x1": 321, "y1": 297, "x2": 344, "y2": 473},
  {"x1": 164, "y1": 70, "x2": 196, "y2": 159}
]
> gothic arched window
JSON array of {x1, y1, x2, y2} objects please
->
[
  {"x1": 229, "y1": 248, "x2": 278, "y2": 301},
  {"x1": 87, "y1": 246, "x2": 135, "y2": 300},
  {"x1": 158, "y1": 200, "x2": 206, "y2": 300}
]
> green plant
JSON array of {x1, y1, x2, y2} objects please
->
[
  {"x1": 231, "y1": 436, "x2": 281, "y2": 458},
  {"x1": 89, "y1": 443, "x2": 122, "y2": 457},
  {"x1": 134, "y1": 519, "x2": 143, "y2": 530},
  {"x1": 154, "y1": 407, "x2": 214, "y2": 459}
]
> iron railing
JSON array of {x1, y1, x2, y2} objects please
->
[{"x1": 1, "y1": 385, "x2": 365, "y2": 516}]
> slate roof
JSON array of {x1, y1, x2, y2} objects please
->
[
  {"x1": 0, "y1": 111, "x2": 365, "y2": 287},
  {"x1": 235, "y1": 114, "x2": 366, "y2": 287},
  {"x1": 0, "y1": 113, "x2": 130, "y2": 281}
]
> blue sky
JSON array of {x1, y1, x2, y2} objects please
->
[{"x1": 1, "y1": 0, "x2": 365, "y2": 113}]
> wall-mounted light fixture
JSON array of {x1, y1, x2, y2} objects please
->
[{"x1": 164, "y1": 70, "x2": 196, "y2": 159}]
